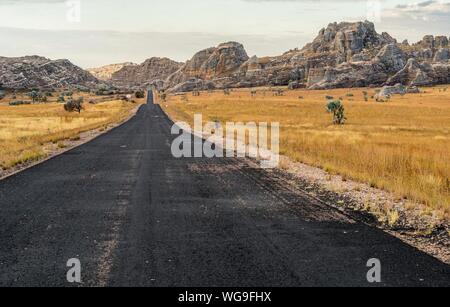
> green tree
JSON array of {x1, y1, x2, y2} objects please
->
[
  {"x1": 29, "y1": 90, "x2": 39, "y2": 102},
  {"x1": 326, "y1": 100, "x2": 347, "y2": 125},
  {"x1": 64, "y1": 97, "x2": 84, "y2": 113}
]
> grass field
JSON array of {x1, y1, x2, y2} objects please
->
[
  {"x1": 160, "y1": 86, "x2": 450, "y2": 220},
  {"x1": 0, "y1": 95, "x2": 141, "y2": 169}
]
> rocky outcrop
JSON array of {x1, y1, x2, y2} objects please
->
[
  {"x1": 301, "y1": 21, "x2": 396, "y2": 62},
  {"x1": 375, "y1": 83, "x2": 421, "y2": 100},
  {"x1": 165, "y1": 42, "x2": 249, "y2": 89},
  {"x1": 433, "y1": 48, "x2": 450, "y2": 62},
  {"x1": 0, "y1": 56, "x2": 100, "y2": 89},
  {"x1": 111, "y1": 57, "x2": 183, "y2": 88},
  {"x1": 87, "y1": 62, "x2": 135, "y2": 81},
  {"x1": 372, "y1": 44, "x2": 407, "y2": 73}
]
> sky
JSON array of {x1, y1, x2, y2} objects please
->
[{"x1": 0, "y1": 0, "x2": 449, "y2": 68}]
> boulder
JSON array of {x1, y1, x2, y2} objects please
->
[
  {"x1": 435, "y1": 36, "x2": 449, "y2": 48},
  {"x1": 375, "y1": 83, "x2": 407, "y2": 99},
  {"x1": 372, "y1": 44, "x2": 407, "y2": 73}
]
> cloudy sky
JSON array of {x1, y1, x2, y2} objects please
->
[{"x1": 0, "y1": 0, "x2": 449, "y2": 67}]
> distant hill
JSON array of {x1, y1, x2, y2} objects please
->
[
  {"x1": 87, "y1": 62, "x2": 135, "y2": 81},
  {"x1": 0, "y1": 56, "x2": 100, "y2": 89},
  {"x1": 111, "y1": 57, "x2": 183, "y2": 89}
]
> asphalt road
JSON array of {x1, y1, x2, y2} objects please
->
[{"x1": 0, "y1": 98, "x2": 449, "y2": 287}]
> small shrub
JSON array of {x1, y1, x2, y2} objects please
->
[
  {"x1": 325, "y1": 95, "x2": 334, "y2": 100},
  {"x1": 135, "y1": 90, "x2": 145, "y2": 99},
  {"x1": 64, "y1": 98, "x2": 84, "y2": 113},
  {"x1": 326, "y1": 100, "x2": 347, "y2": 125},
  {"x1": 57, "y1": 95, "x2": 65, "y2": 103},
  {"x1": 346, "y1": 93, "x2": 354, "y2": 97},
  {"x1": 9, "y1": 100, "x2": 31, "y2": 106}
]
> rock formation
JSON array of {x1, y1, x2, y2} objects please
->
[
  {"x1": 165, "y1": 42, "x2": 249, "y2": 90},
  {"x1": 160, "y1": 21, "x2": 450, "y2": 92},
  {"x1": 111, "y1": 57, "x2": 183, "y2": 88},
  {"x1": 3, "y1": 21, "x2": 449, "y2": 92},
  {"x1": 0, "y1": 56, "x2": 100, "y2": 89},
  {"x1": 87, "y1": 62, "x2": 135, "y2": 81}
]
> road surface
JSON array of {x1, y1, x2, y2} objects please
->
[{"x1": 0, "y1": 99, "x2": 449, "y2": 287}]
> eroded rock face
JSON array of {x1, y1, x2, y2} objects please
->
[
  {"x1": 372, "y1": 44, "x2": 407, "y2": 73},
  {"x1": 0, "y1": 56, "x2": 99, "y2": 89},
  {"x1": 165, "y1": 42, "x2": 249, "y2": 90},
  {"x1": 302, "y1": 21, "x2": 396, "y2": 61},
  {"x1": 433, "y1": 48, "x2": 450, "y2": 62},
  {"x1": 111, "y1": 57, "x2": 183, "y2": 88}
]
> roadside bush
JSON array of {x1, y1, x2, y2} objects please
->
[
  {"x1": 64, "y1": 97, "x2": 84, "y2": 113},
  {"x1": 135, "y1": 90, "x2": 145, "y2": 99},
  {"x1": 57, "y1": 95, "x2": 65, "y2": 103},
  {"x1": 326, "y1": 100, "x2": 347, "y2": 125}
]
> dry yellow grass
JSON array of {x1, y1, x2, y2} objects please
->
[
  {"x1": 160, "y1": 86, "x2": 450, "y2": 219},
  {"x1": 0, "y1": 99, "x2": 140, "y2": 169}
]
